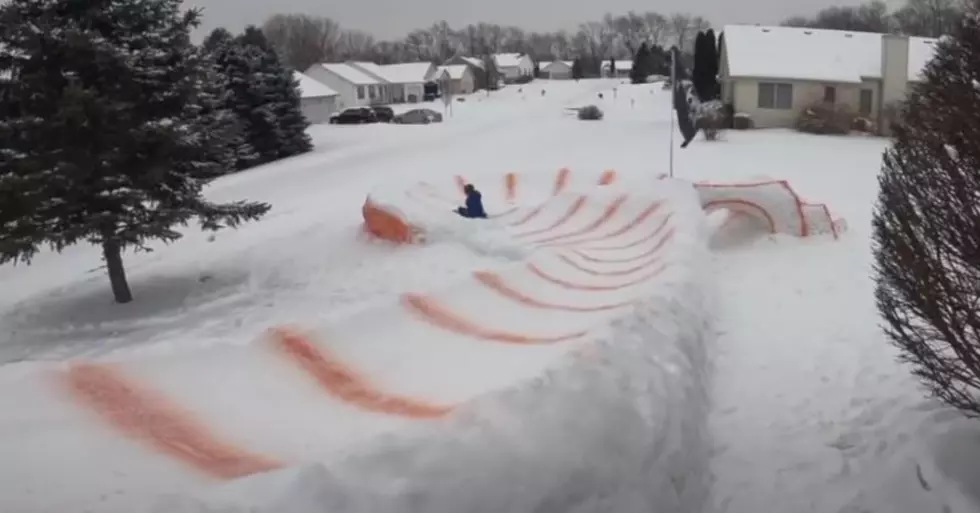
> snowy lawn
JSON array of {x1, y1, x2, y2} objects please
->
[{"x1": 1, "y1": 78, "x2": 978, "y2": 513}]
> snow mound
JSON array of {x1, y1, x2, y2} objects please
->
[{"x1": 0, "y1": 175, "x2": 716, "y2": 513}]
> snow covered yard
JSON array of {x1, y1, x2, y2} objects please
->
[{"x1": 1, "y1": 78, "x2": 979, "y2": 513}]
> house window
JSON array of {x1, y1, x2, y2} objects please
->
[
  {"x1": 758, "y1": 82, "x2": 793, "y2": 109},
  {"x1": 859, "y1": 89, "x2": 873, "y2": 115},
  {"x1": 357, "y1": 86, "x2": 365, "y2": 100},
  {"x1": 823, "y1": 86, "x2": 836, "y2": 103},
  {"x1": 369, "y1": 86, "x2": 377, "y2": 99}
]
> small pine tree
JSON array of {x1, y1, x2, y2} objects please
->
[
  {"x1": 630, "y1": 43, "x2": 650, "y2": 84},
  {"x1": 0, "y1": 0, "x2": 271, "y2": 303},
  {"x1": 873, "y1": 4, "x2": 980, "y2": 416},
  {"x1": 609, "y1": 57, "x2": 616, "y2": 77}
]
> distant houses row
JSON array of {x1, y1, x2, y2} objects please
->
[{"x1": 292, "y1": 53, "x2": 633, "y2": 123}]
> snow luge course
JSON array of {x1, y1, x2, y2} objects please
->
[{"x1": 0, "y1": 168, "x2": 844, "y2": 513}]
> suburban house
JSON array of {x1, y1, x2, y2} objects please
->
[
  {"x1": 293, "y1": 71, "x2": 339, "y2": 124},
  {"x1": 602, "y1": 60, "x2": 632, "y2": 78},
  {"x1": 444, "y1": 55, "x2": 490, "y2": 89},
  {"x1": 493, "y1": 53, "x2": 535, "y2": 82},
  {"x1": 540, "y1": 60, "x2": 573, "y2": 79},
  {"x1": 438, "y1": 64, "x2": 476, "y2": 94},
  {"x1": 303, "y1": 62, "x2": 381, "y2": 110},
  {"x1": 719, "y1": 24, "x2": 938, "y2": 132},
  {"x1": 348, "y1": 61, "x2": 439, "y2": 103}
]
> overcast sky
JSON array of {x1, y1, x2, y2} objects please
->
[{"x1": 184, "y1": 0, "x2": 906, "y2": 42}]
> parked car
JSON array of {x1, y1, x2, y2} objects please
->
[
  {"x1": 370, "y1": 105, "x2": 395, "y2": 123},
  {"x1": 392, "y1": 108, "x2": 443, "y2": 125},
  {"x1": 329, "y1": 107, "x2": 377, "y2": 125}
]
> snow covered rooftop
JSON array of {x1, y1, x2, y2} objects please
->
[
  {"x1": 439, "y1": 64, "x2": 469, "y2": 80},
  {"x1": 348, "y1": 62, "x2": 436, "y2": 84},
  {"x1": 293, "y1": 71, "x2": 338, "y2": 98},
  {"x1": 460, "y1": 56, "x2": 485, "y2": 69},
  {"x1": 315, "y1": 63, "x2": 380, "y2": 86},
  {"x1": 540, "y1": 60, "x2": 572, "y2": 71},
  {"x1": 722, "y1": 25, "x2": 939, "y2": 84},
  {"x1": 494, "y1": 53, "x2": 526, "y2": 68},
  {"x1": 602, "y1": 60, "x2": 633, "y2": 70}
]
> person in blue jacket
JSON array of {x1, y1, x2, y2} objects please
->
[{"x1": 455, "y1": 183, "x2": 487, "y2": 219}]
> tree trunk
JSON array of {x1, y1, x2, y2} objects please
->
[{"x1": 102, "y1": 239, "x2": 133, "y2": 304}]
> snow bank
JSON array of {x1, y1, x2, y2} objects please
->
[{"x1": 157, "y1": 178, "x2": 715, "y2": 513}]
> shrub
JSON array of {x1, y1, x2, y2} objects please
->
[
  {"x1": 693, "y1": 100, "x2": 725, "y2": 141},
  {"x1": 514, "y1": 74, "x2": 534, "y2": 85},
  {"x1": 873, "y1": 8, "x2": 980, "y2": 417},
  {"x1": 795, "y1": 101, "x2": 855, "y2": 135},
  {"x1": 851, "y1": 116, "x2": 875, "y2": 133},
  {"x1": 733, "y1": 113, "x2": 754, "y2": 130},
  {"x1": 578, "y1": 105, "x2": 604, "y2": 120}
]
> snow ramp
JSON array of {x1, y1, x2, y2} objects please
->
[{"x1": 0, "y1": 171, "x2": 842, "y2": 513}]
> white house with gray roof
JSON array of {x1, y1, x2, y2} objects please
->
[
  {"x1": 719, "y1": 24, "x2": 939, "y2": 132},
  {"x1": 303, "y1": 62, "x2": 382, "y2": 111}
]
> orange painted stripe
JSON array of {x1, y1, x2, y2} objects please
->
[
  {"x1": 554, "y1": 167, "x2": 571, "y2": 195},
  {"x1": 505, "y1": 173, "x2": 517, "y2": 201},
  {"x1": 598, "y1": 170, "x2": 617, "y2": 185},
  {"x1": 557, "y1": 251, "x2": 664, "y2": 277},
  {"x1": 490, "y1": 206, "x2": 520, "y2": 219},
  {"x1": 542, "y1": 202, "x2": 665, "y2": 247},
  {"x1": 531, "y1": 195, "x2": 628, "y2": 245},
  {"x1": 455, "y1": 175, "x2": 467, "y2": 195},
  {"x1": 270, "y1": 328, "x2": 453, "y2": 419},
  {"x1": 574, "y1": 227, "x2": 676, "y2": 263},
  {"x1": 509, "y1": 204, "x2": 548, "y2": 227},
  {"x1": 402, "y1": 293, "x2": 586, "y2": 344},
  {"x1": 62, "y1": 363, "x2": 283, "y2": 479},
  {"x1": 517, "y1": 196, "x2": 587, "y2": 238},
  {"x1": 527, "y1": 261, "x2": 668, "y2": 291},
  {"x1": 473, "y1": 271, "x2": 631, "y2": 312},
  {"x1": 580, "y1": 214, "x2": 673, "y2": 251}
]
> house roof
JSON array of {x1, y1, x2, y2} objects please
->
[
  {"x1": 315, "y1": 63, "x2": 380, "y2": 85},
  {"x1": 349, "y1": 61, "x2": 435, "y2": 84},
  {"x1": 540, "y1": 60, "x2": 572, "y2": 71},
  {"x1": 494, "y1": 53, "x2": 527, "y2": 68},
  {"x1": 722, "y1": 24, "x2": 939, "y2": 84},
  {"x1": 439, "y1": 64, "x2": 470, "y2": 80},
  {"x1": 460, "y1": 56, "x2": 485, "y2": 69},
  {"x1": 602, "y1": 60, "x2": 632, "y2": 70},
  {"x1": 293, "y1": 71, "x2": 338, "y2": 98}
]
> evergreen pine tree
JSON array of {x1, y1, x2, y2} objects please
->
[
  {"x1": 201, "y1": 29, "x2": 260, "y2": 170},
  {"x1": 0, "y1": 0, "x2": 270, "y2": 303},
  {"x1": 704, "y1": 29, "x2": 720, "y2": 100},
  {"x1": 571, "y1": 58, "x2": 584, "y2": 80},
  {"x1": 873, "y1": 3, "x2": 980, "y2": 416},
  {"x1": 630, "y1": 43, "x2": 650, "y2": 84},
  {"x1": 692, "y1": 31, "x2": 709, "y2": 101},
  {"x1": 609, "y1": 58, "x2": 616, "y2": 77},
  {"x1": 212, "y1": 25, "x2": 311, "y2": 169}
]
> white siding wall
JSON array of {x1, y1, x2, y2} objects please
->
[
  {"x1": 302, "y1": 65, "x2": 371, "y2": 110},
  {"x1": 728, "y1": 78, "x2": 881, "y2": 129},
  {"x1": 300, "y1": 96, "x2": 339, "y2": 124}
]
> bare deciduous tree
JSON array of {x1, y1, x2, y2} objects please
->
[{"x1": 261, "y1": 13, "x2": 340, "y2": 70}]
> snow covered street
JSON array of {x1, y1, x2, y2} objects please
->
[{"x1": 1, "y1": 78, "x2": 978, "y2": 513}]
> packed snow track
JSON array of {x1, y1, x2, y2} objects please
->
[{"x1": 0, "y1": 168, "x2": 843, "y2": 513}]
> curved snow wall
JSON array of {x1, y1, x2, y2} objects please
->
[
  {"x1": 0, "y1": 169, "x2": 844, "y2": 513},
  {"x1": 363, "y1": 168, "x2": 845, "y2": 246}
]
